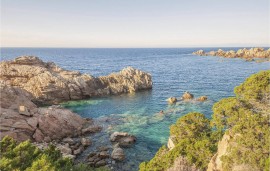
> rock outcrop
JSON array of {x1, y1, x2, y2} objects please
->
[
  {"x1": 197, "y1": 96, "x2": 208, "y2": 101},
  {"x1": 167, "y1": 156, "x2": 201, "y2": 171},
  {"x1": 182, "y1": 91, "x2": 194, "y2": 100},
  {"x1": 207, "y1": 133, "x2": 231, "y2": 171},
  {"x1": 110, "y1": 132, "x2": 136, "y2": 148},
  {"x1": 167, "y1": 136, "x2": 176, "y2": 150},
  {"x1": 0, "y1": 56, "x2": 152, "y2": 105},
  {"x1": 207, "y1": 133, "x2": 260, "y2": 171},
  {"x1": 193, "y1": 48, "x2": 270, "y2": 59},
  {"x1": 0, "y1": 82, "x2": 94, "y2": 142},
  {"x1": 167, "y1": 97, "x2": 177, "y2": 104}
]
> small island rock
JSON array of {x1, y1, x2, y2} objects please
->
[
  {"x1": 197, "y1": 96, "x2": 208, "y2": 102},
  {"x1": 167, "y1": 97, "x2": 177, "y2": 104},
  {"x1": 182, "y1": 92, "x2": 194, "y2": 100}
]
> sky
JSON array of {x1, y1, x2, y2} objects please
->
[{"x1": 1, "y1": 0, "x2": 269, "y2": 48}]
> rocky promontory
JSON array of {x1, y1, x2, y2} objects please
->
[
  {"x1": 192, "y1": 47, "x2": 270, "y2": 59},
  {"x1": 0, "y1": 56, "x2": 153, "y2": 165},
  {"x1": 0, "y1": 56, "x2": 152, "y2": 105}
]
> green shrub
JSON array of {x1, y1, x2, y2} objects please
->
[
  {"x1": 234, "y1": 70, "x2": 270, "y2": 103},
  {"x1": 140, "y1": 112, "x2": 218, "y2": 171},
  {"x1": 140, "y1": 70, "x2": 270, "y2": 171},
  {"x1": 0, "y1": 136, "x2": 109, "y2": 171}
]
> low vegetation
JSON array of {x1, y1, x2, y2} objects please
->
[
  {"x1": 140, "y1": 70, "x2": 270, "y2": 171},
  {"x1": 0, "y1": 136, "x2": 109, "y2": 171}
]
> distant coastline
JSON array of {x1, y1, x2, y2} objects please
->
[{"x1": 192, "y1": 47, "x2": 270, "y2": 61}]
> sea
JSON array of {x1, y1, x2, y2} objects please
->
[{"x1": 1, "y1": 48, "x2": 269, "y2": 170}]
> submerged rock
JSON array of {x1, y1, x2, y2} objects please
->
[
  {"x1": 110, "y1": 132, "x2": 136, "y2": 148},
  {"x1": 197, "y1": 96, "x2": 208, "y2": 101}
]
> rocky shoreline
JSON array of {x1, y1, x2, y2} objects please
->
[
  {"x1": 0, "y1": 56, "x2": 152, "y2": 105},
  {"x1": 0, "y1": 56, "x2": 152, "y2": 170},
  {"x1": 192, "y1": 47, "x2": 270, "y2": 60}
]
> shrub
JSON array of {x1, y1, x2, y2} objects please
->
[
  {"x1": 234, "y1": 70, "x2": 270, "y2": 103},
  {"x1": 0, "y1": 136, "x2": 109, "y2": 171},
  {"x1": 140, "y1": 112, "x2": 218, "y2": 171}
]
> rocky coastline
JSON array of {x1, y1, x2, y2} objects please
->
[
  {"x1": 192, "y1": 47, "x2": 270, "y2": 60},
  {"x1": 0, "y1": 56, "x2": 152, "y2": 169},
  {"x1": 0, "y1": 56, "x2": 152, "y2": 105},
  {"x1": 140, "y1": 70, "x2": 270, "y2": 171}
]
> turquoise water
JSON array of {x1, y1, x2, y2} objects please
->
[{"x1": 1, "y1": 48, "x2": 269, "y2": 170}]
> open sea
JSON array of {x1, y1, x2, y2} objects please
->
[{"x1": 1, "y1": 48, "x2": 269, "y2": 170}]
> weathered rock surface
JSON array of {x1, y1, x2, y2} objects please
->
[
  {"x1": 182, "y1": 91, "x2": 194, "y2": 100},
  {"x1": 167, "y1": 136, "x2": 176, "y2": 150},
  {"x1": 193, "y1": 47, "x2": 270, "y2": 59},
  {"x1": 197, "y1": 96, "x2": 208, "y2": 101},
  {"x1": 0, "y1": 82, "x2": 92, "y2": 143},
  {"x1": 87, "y1": 147, "x2": 110, "y2": 167},
  {"x1": 167, "y1": 156, "x2": 201, "y2": 171},
  {"x1": 81, "y1": 137, "x2": 92, "y2": 147},
  {"x1": 207, "y1": 133, "x2": 259, "y2": 171},
  {"x1": 167, "y1": 97, "x2": 177, "y2": 104},
  {"x1": 0, "y1": 56, "x2": 152, "y2": 105},
  {"x1": 111, "y1": 147, "x2": 125, "y2": 161},
  {"x1": 110, "y1": 132, "x2": 136, "y2": 148},
  {"x1": 207, "y1": 133, "x2": 230, "y2": 171}
]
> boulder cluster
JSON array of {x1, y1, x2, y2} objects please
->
[
  {"x1": 167, "y1": 92, "x2": 207, "y2": 104},
  {"x1": 192, "y1": 47, "x2": 270, "y2": 59},
  {"x1": 86, "y1": 132, "x2": 136, "y2": 168}
]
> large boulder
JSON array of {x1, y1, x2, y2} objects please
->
[
  {"x1": 182, "y1": 92, "x2": 194, "y2": 100},
  {"x1": 0, "y1": 56, "x2": 152, "y2": 105},
  {"x1": 111, "y1": 147, "x2": 125, "y2": 161},
  {"x1": 167, "y1": 97, "x2": 177, "y2": 104},
  {"x1": 110, "y1": 132, "x2": 136, "y2": 148}
]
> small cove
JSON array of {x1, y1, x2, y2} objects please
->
[{"x1": 1, "y1": 47, "x2": 269, "y2": 170}]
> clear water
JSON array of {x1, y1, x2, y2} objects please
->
[{"x1": 1, "y1": 48, "x2": 269, "y2": 170}]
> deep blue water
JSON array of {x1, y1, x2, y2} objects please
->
[{"x1": 1, "y1": 48, "x2": 269, "y2": 170}]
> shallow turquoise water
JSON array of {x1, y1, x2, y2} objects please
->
[{"x1": 1, "y1": 48, "x2": 269, "y2": 170}]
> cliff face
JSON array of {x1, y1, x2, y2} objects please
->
[{"x1": 0, "y1": 56, "x2": 152, "y2": 105}]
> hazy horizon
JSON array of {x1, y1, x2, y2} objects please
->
[{"x1": 1, "y1": 0, "x2": 269, "y2": 48}]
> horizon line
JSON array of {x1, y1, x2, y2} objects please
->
[{"x1": 1, "y1": 46, "x2": 270, "y2": 49}]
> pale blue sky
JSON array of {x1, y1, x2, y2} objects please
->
[{"x1": 1, "y1": 0, "x2": 269, "y2": 47}]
